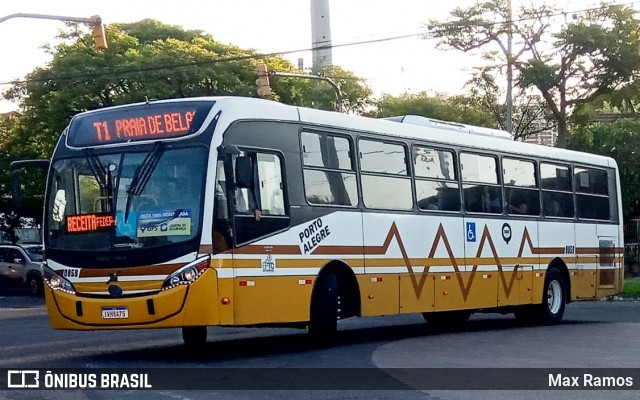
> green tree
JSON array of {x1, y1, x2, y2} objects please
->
[
  {"x1": 368, "y1": 92, "x2": 495, "y2": 127},
  {"x1": 428, "y1": 1, "x2": 640, "y2": 147},
  {"x1": 464, "y1": 69, "x2": 557, "y2": 141},
  {"x1": 3, "y1": 20, "x2": 373, "y2": 157},
  {"x1": 1, "y1": 20, "x2": 373, "y2": 220},
  {"x1": 280, "y1": 65, "x2": 373, "y2": 114},
  {"x1": 568, "y1": 120, "x2": 640, "y2": 219}
]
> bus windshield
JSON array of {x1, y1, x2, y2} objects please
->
[{"x1": 45, "y1": 146, "x2": 207, "y2": 251}]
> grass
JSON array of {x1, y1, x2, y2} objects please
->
[{"x1": 620, "y1": 278, "x2": 640, "y2": 297}]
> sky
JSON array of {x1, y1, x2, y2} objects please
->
[{"x1": 0, "y1": 0, "x2": 608, "y2": 113}]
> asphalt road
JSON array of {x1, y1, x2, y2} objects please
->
[{"x1": 1, "y1": 294, "x2": 640, "y2": 400}]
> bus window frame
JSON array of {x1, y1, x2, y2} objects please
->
[
  {"x1": 460, "y1": 150, "x2": 503, "y2": 215},
  {"x1": 501, "y1": 155, "x2": 541, "y2": 218},
  {"x1": 356, "y1": 136, "x2": 414, "y2": 212},
  {"x1": 573, "y1": 165, "x2": 612, "y2": 222},
  {"x1": 227, "y1": 146, "x2": 291, "y2": 247},
  {"x1": 299, "y1": 130, "x2": 360, "y2": 209},
  {"x1": 411, "y1": 143, "x2": 461, "y2": 214},
  {"x1": 540, "y1": 161, "x2": 575, "y2": 220}
]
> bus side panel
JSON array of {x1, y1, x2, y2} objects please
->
[
  {"x1": 362, "y1": 213, "x2": 405, "y2": 316},
  {"x1": 574, "y1": 223, "x2": 598, "y2": 299},
  {"x1": 537, "y1": 221, "x2": 574, "y2": 303},
  {"x1": 359, "y1": 275, "x2": 401, "y2": 317},
  {"x1": 462, "y1": 218, "x2": 498, "y2": 309},
  {"x1": 398, "y1": 216, "x2": 461, "y2": 314},
  {"x1": 595, "y1": 223, "x2": 622, "y2": 298},
  {"x1": 497, "y1": 222, "x2": 537, "y2": 307},
  {"x1": 233, "y1": 275, "x2": 313, "y2": 325},
  {"x1": 399, "y1": 274, "x2": 435, "y2": 314}
]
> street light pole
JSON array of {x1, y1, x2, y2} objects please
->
[
  {"x1": 0, "y1": 13, "x2": 96, "y2": 25},
  {"x1": 0, "y1": 13, "x2": 107, "y2": 48},
  {"x1": 270, "y1": 71, "x2": 343, "y2": 113}
]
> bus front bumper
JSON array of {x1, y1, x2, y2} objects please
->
[{"x1": 44, "y1": 268, "x2": 220, "y2": 330}]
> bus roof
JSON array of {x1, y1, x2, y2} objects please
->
[{"x1": 80, "y1": 96, "x2": 616, "y2": 169}]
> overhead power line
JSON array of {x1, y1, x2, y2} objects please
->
[{"x1": 0, "y1": 1, "x2": 638, "y2": 87}]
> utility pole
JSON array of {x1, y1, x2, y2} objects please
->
[
  {"x1": 505, "y1": 0, "x2": 513, "y2": 134},
  {"x1": 310, "y1": 0, "x2": 333, "y2": 71},
  {"x1": 0, "y1": 13, "x2": 107, "y2": 49}
]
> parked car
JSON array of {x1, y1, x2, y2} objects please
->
[{"x1": 0, "y1": 244, "x2": 44, "y2": 296}]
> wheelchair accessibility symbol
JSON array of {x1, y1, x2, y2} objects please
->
[{"x1": 466, "y1": 222, "x2": 476, "y2": 242}]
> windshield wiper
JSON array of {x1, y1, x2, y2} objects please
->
[
  {"x1": 85, "y1": 149, "x2": 107, "y2": 189},
  {"x1": 84, "y1": 149, "x2": 115, "y2": 211},
  {"x1": 124, "y1": 142, "x2": 165, "y2": 222}
]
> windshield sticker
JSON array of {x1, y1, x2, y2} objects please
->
[
  {"x1": 298, "y1": 218, "x2": 331, "y2": 255},
  {"x1": 137, "y1": 210, "x2": 191, "y2": 237},
  {"x1": 115, "y1": 211, "x2": 138, "y2": 237},
  {"x1": 66, "y1": 213, "x2": 116, "y2": 234}
]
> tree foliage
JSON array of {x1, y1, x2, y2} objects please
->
[
  {"x1": 367, "y1": 92, "x2": 495, "y2": 127},
  {"x1": 0, "y1": 20, "x2": 372, "y2": 222},
  {"x1": 429, "y1": 1, "x2": 640, "y2": 147},
  {"x1": 464, "y1": 70, "x2": 557, "y2": 141},
  {"x1": 568, "y1": 121, "x2": 640, "y2": 220}
]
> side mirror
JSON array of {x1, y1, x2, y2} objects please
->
[
  {"x1": 235, "y1": 156, "x2": 253, "y2": 189},
  {"x1": 10, "y1": 159, "x2": 50, "y2": 210},
  {"x1": 11, "y1": 170, "x2": 21, "y2": 210}
]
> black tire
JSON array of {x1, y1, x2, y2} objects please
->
[
  {"x1": 309, "y1": 271, "x2": 339, "y2": 346},
  {"x1": 422, "y1": 310, "x2": 471, "y2": 327},
  {"x1": 182, "y1": 326, "x2": 207, "y2": 347},
  {"x1": 27, "y1": 274, "x2": 43, "y2": 297},
  {"x1": 516, "y1": 268, "x2": 566, "y2": 325}
]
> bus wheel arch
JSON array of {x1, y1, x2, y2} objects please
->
[
  {"x1": 548, "y1": 257, "x2": 571, "y2": 303},
  {"x1": 308, "y1": 260, "x2": 361, "y2": 344},
  {"x1": 515, "y1": 258, "x2": 569, "y2": 325}
]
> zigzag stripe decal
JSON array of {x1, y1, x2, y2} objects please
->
[
  {"x1": 365, "y1": 222, "x2": 555, "y2": 301},
  {"x1": 225, "y1": 220, "x2": 621, "y2": 302}
]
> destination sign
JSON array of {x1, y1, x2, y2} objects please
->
[
  {"x1": 67, "y1": 101, "x2": 215, "y2": 147},
  {"x1": 66, "y1": 213, "x2": 116, "y2": 234}
]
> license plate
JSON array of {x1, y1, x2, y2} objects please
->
[{"x1": 101, "y1": 306, "x2": 129, "y2": 319}]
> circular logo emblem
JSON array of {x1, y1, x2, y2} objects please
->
[{"x1": 502, "y1": 223, "x2": 512, "y2": 244}]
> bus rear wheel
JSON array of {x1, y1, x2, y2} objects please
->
[
  {"x1": 515, "y1": 268, "x2": 566, "y2": 325},
  {"x1": 182, "y1": 326, "x2": 207, "y2": 347},
  {"x1": 308, "y1": 271, "x2": 339, "y2": 346}
]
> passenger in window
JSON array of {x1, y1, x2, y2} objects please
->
[
  {"x1": 544, "y1": 199, "x2": 562, "y2": 217},
  {"x1": 212, "y1": 182, "x2": 261, "y2": 253},
  {"x1": 418, "y1": 197, "x2": 439, "y2": 211},
  {"x1": 234, "y1": 187, "x2": 262, "y2": 221},
  {"x1": 509, "y1": 202, "x2": 528, "y2": 215},
  {"x1": 483, "y1": 193, "x2": 501, "y2": 213}
]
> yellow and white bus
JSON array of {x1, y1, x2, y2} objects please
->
[{"x1": 24, "y1": 97, "x2": 623, "y2": 345}]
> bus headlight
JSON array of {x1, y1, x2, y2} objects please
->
[
  {"x1": 43, "y1": 265, "x2": 76, "y2": 294},
  {"x1": 162, "y1": 256, "x2": 210, "y2": 291}
]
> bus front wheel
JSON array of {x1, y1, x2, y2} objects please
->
[{"x1": 182, "y1": 326, "x2": 207, "y2": 347}]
